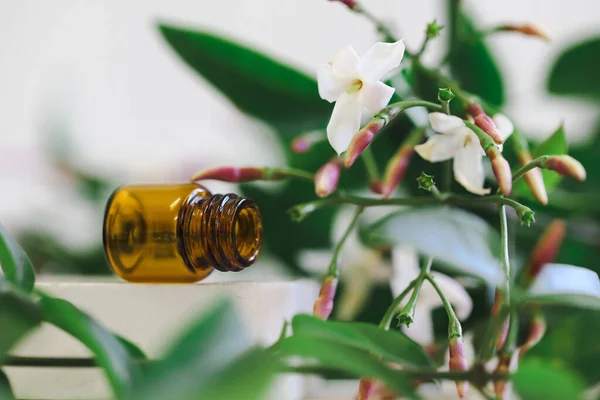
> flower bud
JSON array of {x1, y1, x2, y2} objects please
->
[
  {"x1": 499, "y1": 24, "x2": 550, "y2": 41},
  {"x1": 357, "y1": 378, "x2": 376, "y2": 400},
  {"x1": 313, "y1": 275, "x2": 338, "y2": 320},
  {"x1": 449, "y1": 337, "x2": 469, "y2": 398},
  {"x1": 545, "y1": 155, "x2": 587, "y2": 181},
  {"x1": 487, "y1": 147, "x2": 512, "y2": 196},
  {"x1": 426, "y1": 20, "x2": 444, "y2": 39},
  {"x1": 474, "y1": 114, "x2": 504, "y2": 144},
  {"x1": 525, "y1": 219, "x2": 566, "y2": 283},
  {"x1": 382, "y1": 145, "x2": 415, "y2": 198},
  {"x1": 466, "y1": 103, "x2": 485, "y2": 118},
  {"x1": 520, "y1": 314, "x2": 547, "y2": 360},
  {"x1": 291, "y1": 131, "x2": 325, "y2": 154},
  {"x1": 416, "y1": 172, "x2": 435, "y2": 192},
  {"x1": 328, "y1": 0, "x2": 357, "y2": 9},
  {"x1": 344, "y1": 120, "x2": 385, "y2": 168},
  {"x1": 494, "y1": 354, "x2": 512, "y2": 400},
  {"x1": 491, "y1": 289, "x2": 509, "y2": 350},
  {"x1": 191, "y1": 166, "x2": 264, "y2": 182},
  {"x1": 438, "y1": 87, "x2": 455, "y2": 103},
  {"x1": 369, "y1": 181, "x2": 385, "y2": 195},
  {"x1": 518, "y1": 152, "x2": 548, "y2": 205},
  {"x1": 315, "y1": 158, "x2": 342, "y2": 197}
]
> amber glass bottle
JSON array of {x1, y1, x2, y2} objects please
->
[{"x1": 103, "y1": 183, "x2": 262, "y2": 283}]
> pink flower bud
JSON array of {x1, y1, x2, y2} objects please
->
[
  {"x1": 491, "y1": 289, "x2": 509, "y2": 350},
  {"x1": 474, "y1": 114, "x2": 504, "y2": 144},
  {"x1": 494, "y1": 354, "x2": 512, "y2": 400},
  {"x1": 518, "y1": 152, "x2": 548, "y2": 205},
  {"x1": 357, "y1": 378, "x2": 377, "y2": 400},
  {"x1": 466, "y1": 103, "x2": 485, "y2": 118},
  {"x1": 345, "y1": 120, "x2": 385, "y2": 168},
  {"x1": 449, "y1": 337, "x2": 469, "y2": 398},
  {"x1": 369, "y1": 181, "x2": 385, "y2": 195},
  {"x1": 329, "y1": 0, "x2": 357, "y2": 9},
  {"x1": 487, "y1": 147, "x2": 512, "y2": 196},
  {"x1": 313, "y1": 275, "x2": 338, "y2": 320},
  {"x1": 191, "y1": 166, "x2": 264, "y2": 182},
  {"x1": 499, "y1": 24, "x2": 550, "y2": 41},
  {"x1": 545, "y1": 155, "x2": 587, "y2": 181},
  {"x1": 315, "y1": 158, "x2": 342, "y2": 197},
  {"x1": 526, "y1": 219, "x2": 566, "y2": 282},
  {"x1": 291, "y1": 132, "x2": 325, "y2": 154},
  {"x1": 382, "y1": 145, "x2": 415, "y2": 198},
  {"x1": 520, "y1": 314, "x2": 547, "y2": 360}
]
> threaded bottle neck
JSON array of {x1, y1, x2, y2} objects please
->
[{"x1": 179, "y1": 192, "x2": 262, "y2": 273}]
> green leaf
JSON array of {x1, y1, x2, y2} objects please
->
[
  {"x1": 526, "y1": 264, "x2": 600, "y2": 310},
  {"x1": 548, "y1": 37, "x2": 600, "y2": 100},
  {"x1": 363, "y1": 206, "x2": 503, "y2": 285},
  {"x1": 116, "y1": 336, "x2": 147, "y2": 361},
  {"x1": 291, "y1": 314, "x2": 433, "y2": 368},
  {"x1": 513, "y1": 126, "x2": 568, "y2": 198},
  {"x1": 158, "y1": 24, "x2": 331, "y2": 133},
  {"x1": 450, "y1": 11, "x2": 504, "y2": 106},
  {"x1": 38, "y1": 296, "x2": 139, "y2": 398},
  {"x1": 0, "y1": 224, "x2": 35, "y2": 292},
  {"x1": 0, "y1": 369, "x2": 15, "y2": 400},
  {"x1": 129, "y1": 299, "x2": 253, "y2": 400},
  {"x1": 0, "y1": 280, "x2": 41, "y2": 361},
  {"x1": 513, "y1": 358, "x2": 586, "y2": 400},
  {"x1": 278, "y1": 336, "x2": 417, "y2": 399}
]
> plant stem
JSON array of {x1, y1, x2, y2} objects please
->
[
  {"x1": 379, "y1": 280, "x2": 416, "y2": 329},
  {"x1": 361, "y1": 147, "x2": 380, "y2": 183},
  {"x1": 397, "y1": 257, "x2": 433, "y2": 326},
  {"x1": 264, "y1": 166, "x2": 315, "y2": 182},
  {"x1": 426, "y1": 273, "x2": 461, "y2": 338},
  {"x1": 511, "y1": 155, "x2": 550, "y2": 183},
  {"x1": 499, "y1": 205, "x2": 511, "y2": 286},
  {"x1": 327, "y1": 206, "x2": 364, "y2": 277}
]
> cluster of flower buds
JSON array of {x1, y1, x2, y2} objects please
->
[
  {"x1": 519, "y1": 314, "x2": 547, "y2": 360},
  {"x1": 314, "y1": 157, "x2": 342, "y2": 197},
  {"x1": 497, "y1": 24, "x2": 550, "y2": 41},
  {"x1": 313, "y1": 275, "x2": 339, "y2": 320},
  {"x1": 448, "y1": 336, "x2": 469, "y2": 398},
  {"x1": 522, "y1": 219, "x2": 566, "y2": 286}
]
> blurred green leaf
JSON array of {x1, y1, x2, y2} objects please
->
[
  {"x1": 158, "y1": 23, "x2": 331, "y2": 133},
  {"x1": 38, "y1": 296, "x2": 139, "y2": 398},
  {"x1": 291, "y1": 314, "x2": 433, "y2": 368},
  {"x1": 450, "y1": 11, "x2": 504, "y2": 106},
  {"x1": 363, "y1": 206, "x2": 503, "y2": 285},
  {"x1": 513, "y1": 358, "x2": 586, "y2": 400},
  {"x1": 0, "y1": 369, "x2": 15, "y2": 400},
  {"x1": 116, "y1": 336, "x2": 147, "y2": 361},
  {"x1": 526, "y1": 264, "x2": 600, "y2": 310},
  {"x1": 514, "y1": 126, "x2": 568, "y2": 198},
  {"x1": 548, "y1": 37, "x2": 600, "y2": 99},
  {"x1": 0, "y1": 224, "x2": 35, "y2": 292},
  {"x1": 278, "y1": 336, "x2": 417, "y2": 399},
  {"x1": 130, "y1": 299, "x2": 255, "y2": 400},
  {"x1": 0, "y1": 281, "x2": 41, "y2": 362}
]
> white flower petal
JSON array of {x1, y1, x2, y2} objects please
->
[
  {"x1": 390, "y1": 245, "x2": 421, "y2": 297},
  {"x1": 330, "y1": 45, "x2": 360, "y2": 76},
  {"x1": 297, "y1": 249, "x2": 333, "y2": 275},
  {"x1": 402, "y1": 304, "x2": 434, "y2": 345},
  {"x1": 317, "y1": 64, "x2": 353, "y2": 102},
  {"x1": 337, "y1": 264, "x2": 373, "y2": 320},
  {"x1": 361, "y1": 81, "x2": 395, "y2": 114},
  {"x1": 529, "y1": 263, "x2": 600, "y2": 297},
  {"x1": 429, "y1": 112, "x2": 466, "y2": 135},
  {"x1": 428, "y1": 272, "x2": 473, "y2": 321},
  {"x1": 453, "y1": 141, "x2": 491, "y2": 195},
  {"x1": 493, "y1": 114, "x2": 514, "y2": 143},
  {"x1": 327, "y1": 92, "x2": 362, "y2": 154},
  {"x1": 414, "y1": 133, "x2": 464, "y2": 162},
  {"x1": 357, "y1": 40, "x2": 405, "y2": 82}
]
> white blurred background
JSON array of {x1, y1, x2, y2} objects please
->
[{"x1": 0, "y1": 0, "x2": 599, "y2": 254}]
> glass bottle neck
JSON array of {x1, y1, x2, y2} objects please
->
[{"x1": 178, "y1": 192, "x2": 262, "y2": 273}]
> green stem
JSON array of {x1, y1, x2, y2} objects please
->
[
  {"x1": 397, "y1": 257, "x2": 434, "y2": 326},
  {"x1": 426, "y1": 273, "x2": 462, "y2": 339},
  {"x1": 499, "y1": 204, "x2": 511, "y2": 286},
  {"x1": 463, "y1": 120, "x2": 497, "y2": 153},
  {"x1": 264, "y1": 166, "x2": 315, "y2": 182},
  {"x1": 512, "y1": 156, "x2": 550, "y2": 183},
  {"x1": 379, "y1": 280, "x2": 416, "y2": 329},
  {"x1": 361, "y1": 147, "x2": 380, "y2": 183},
  {"x1": 326, "y1": 206, "x2": 364, "y2": 277},
  {"x1": 500, "y1": 311, "x2": 519, "y2": 355}
]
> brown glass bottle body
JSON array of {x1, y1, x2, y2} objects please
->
[{"x1": 103, "y1": 183, "x2": 262, "y2": 283}]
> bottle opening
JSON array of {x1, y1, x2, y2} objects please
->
[{"x1": 233, "y1": 202, "x2": 262, "y2": 264}]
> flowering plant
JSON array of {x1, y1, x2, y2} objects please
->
[{"x1": 2, "y1": 1, "x2": 600, "y2": 399}]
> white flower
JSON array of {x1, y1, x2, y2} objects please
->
[
  {"x1": 317, "y1": 41, "x2": 405, "y2": 154},
  {"x1": 391, "y1": 246, "x2": 473, "y2": 346},
  {"x1": 415, "y1": 113, "x2": 513, "y2": 195}
]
